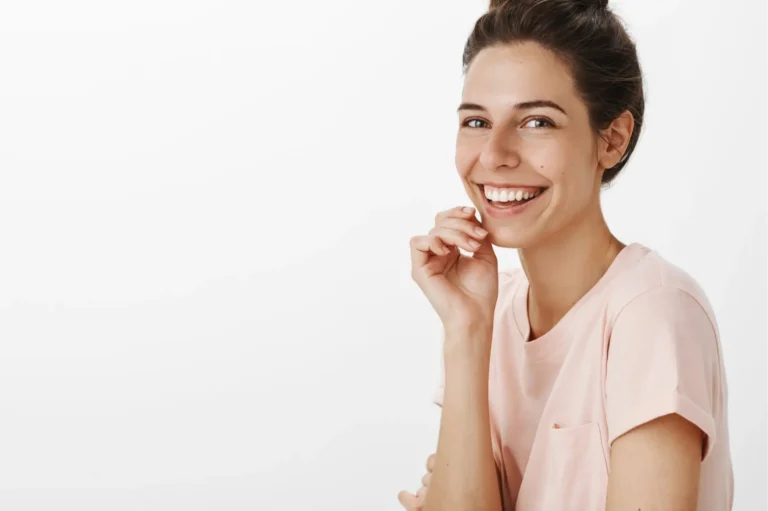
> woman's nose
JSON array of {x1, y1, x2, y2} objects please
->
[{"x1": 478, "y1": 130, "x2": 522, "y2": 171}]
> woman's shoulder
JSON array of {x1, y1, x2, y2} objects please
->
[{"x1": 607, "y1": 243, "x2": 717, "y2": 327}]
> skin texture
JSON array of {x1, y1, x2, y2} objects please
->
[
  {"x1": 606, "y1": 414, "x2": 704, "y2": 511},
  {"x1": 455, "y1": 42, "x2": 633, "y2": 339},
  {"x1": 401, "y1": 41, "x2": 704, "y2": 510},
  {"x1": 407, "y1": 206, "x2": 502, "y2": 511},
  {"x1": 397, "y1": 453, "x2": 434, "y2": 510}
]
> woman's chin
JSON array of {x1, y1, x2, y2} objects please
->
[{"x1": 487, "y1": 226, "x2": 537, "y2": 250}]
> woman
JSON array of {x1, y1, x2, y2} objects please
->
[{"x1": 398, "y1": 0, "x2": 733, "y2": 510}]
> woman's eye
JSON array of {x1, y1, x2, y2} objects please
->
[
  {"x1": 524, "y1": 118, "x2": 554, "y2": 129},
  {"x1": 462, "y1": 118, "x2": 489, "y2": 129}
]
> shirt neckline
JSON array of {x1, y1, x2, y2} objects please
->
[{"x1": 511, "y1": 243, "x2": 649, "y2": 361}]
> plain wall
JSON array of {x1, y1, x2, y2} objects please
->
[{"x1": 0, "y1": 0, "x2": 764, "y2": 509}]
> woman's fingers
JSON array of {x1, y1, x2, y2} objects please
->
[
  {"x1": 409, "y1": 206, "x2": 488, "y2": 277},
  {"x1": 397, "y1": 453, "x2": 436, "y2": 509},
  {"x1": 428, "y1": 226, "x2": 483, "y2": 252},
  {"x1": 413, "y1": 205, "x2": 486, "y2": 257},
  {"x1": 409, "y1": 235, "x2": 451, "y2": 271},
  {"x1": 435, "y1": 205, "x2": 477, "y2": 224},
  {"x1": 431, "y1": 206, "x2": 488, "y2": 252},
  {"x1": 434, "y1": 216, "x2": 488, "y2": 241},
  {"x1": 397, "y1": 490, "x2": 421, "y2": 510},
  {"x1": 434, "y1": 207, "x2": 497, "y2": 265}
]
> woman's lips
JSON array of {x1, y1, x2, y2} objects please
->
[{"x1": 480, "y1": 185, "x2": 548, "y2": 219}]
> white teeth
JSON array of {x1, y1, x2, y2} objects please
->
[{"x1": 483, "y1": 185, "x2": 543, "y2": 203}]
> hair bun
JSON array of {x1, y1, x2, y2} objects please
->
[
  {"x1": 489, "y1": 0, "x2": 609, "y2": 11},
  {"x1": 577, "y1": 0, "x2": 609, "y2": 9}
]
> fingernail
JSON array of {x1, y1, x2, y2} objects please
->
[
  {"x1": 474, "y1": 226, "x2": 488, "y2": 236},
  {"x1": 462, "y1": 207, "x2": 475, "y2": 214},
  {"x1": 468, "y1": 239, "x2": 481, "y2": 249}
]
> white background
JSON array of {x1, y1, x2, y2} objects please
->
[{"x1": 0, "y1": 0, "x2": 764, "y2": 509}]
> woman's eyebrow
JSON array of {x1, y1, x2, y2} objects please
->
[{"x1": 457, "y1": 100, "x2": 567, "y2": 115}]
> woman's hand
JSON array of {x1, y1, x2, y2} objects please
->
[
  {"x1": 409, "y1": 206, "x2": 498, "y2": 333},
  {"x1": 397, "y1": 453, "x2": 435, "y2": 510}
]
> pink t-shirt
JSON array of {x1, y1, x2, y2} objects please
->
[{"x1": 433, "y1": 243, "x2": 733, "y2": 510}]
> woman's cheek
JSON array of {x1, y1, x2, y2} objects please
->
[
  {"x1": 454, "y1": 141, "x2": 476, "y2": 178},
  {"x1": 524, "y1": 142, "x2": 566, "y2": 182}
]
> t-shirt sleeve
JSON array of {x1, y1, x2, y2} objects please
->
[{"x1": 605, "y1": 286, "x2": 721, "y2": 460}]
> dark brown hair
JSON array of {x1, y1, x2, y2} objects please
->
[{"x1": 464, "y1": 0, "x2": 644, "y2": 185}]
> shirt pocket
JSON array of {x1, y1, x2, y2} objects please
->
[{"x1": 539, "y1": 421, "x2": 609, "y2": 511}]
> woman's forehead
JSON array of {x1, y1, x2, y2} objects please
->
[{"x1": 462, "y1": 43, "x2": 578, "y2": 109}]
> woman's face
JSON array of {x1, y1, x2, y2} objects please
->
[{"x1": 455, "y1": 42, "x2": 605, "y2": 249}]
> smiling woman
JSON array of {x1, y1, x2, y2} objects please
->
[{"x1": 399, "y1": 0, "x2": 734, "y2": 510}]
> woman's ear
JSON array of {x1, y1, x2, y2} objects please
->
[{"x1": 598, "y1": 110, "x2": 634, "y2": 170}]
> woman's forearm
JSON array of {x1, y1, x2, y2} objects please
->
[{"x1": 423, "y1": 327, "x2": 502, "y2": 511}]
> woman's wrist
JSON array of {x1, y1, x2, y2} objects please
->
[
  {"x1": 444, "y1": 320, "x2": 493, "y2": 345},
  {"x1": 443, "y1": 322, "x2": 493, "y2": 369}
]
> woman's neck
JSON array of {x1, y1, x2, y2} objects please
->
[{"x1": 518, "y1": 205, "x2": 624, "y2": 340}]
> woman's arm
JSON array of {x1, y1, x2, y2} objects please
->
[
  {"x1": 605, "y1": 413, "x2": 704, "y2": 510},
  {"x1": 603, "y1": 286, "x2": 725, "y2": 510},
  {"x1": 398, "y1": 451, "x2": 505, "y2": 511},
  {"x1": 422, "y1": 326, "x2": 503, "y2": 511}
]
